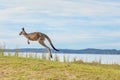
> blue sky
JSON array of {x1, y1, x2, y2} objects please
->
[{"x1": 0, "y1": 0, "x2": 120, "y2": 49}]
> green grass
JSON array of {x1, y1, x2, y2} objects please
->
[{"x1": 0, "y1": 52, "x2": 120, "y2": 80}]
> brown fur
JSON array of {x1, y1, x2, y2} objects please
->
[{"x1": 19, "y1": 28, "x2": 59, "y2": 58}]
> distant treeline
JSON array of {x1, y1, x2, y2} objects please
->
[{"x1": 4, "y1": 48, "x2": 120, "y2": 54}]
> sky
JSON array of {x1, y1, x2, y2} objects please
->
[{"x1": 0, "y1": 0, "x2": 120, "y2": 49}]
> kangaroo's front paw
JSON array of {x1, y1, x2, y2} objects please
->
[{"x1": 28, "y1": 42, "x2": 30, "y2": 44}]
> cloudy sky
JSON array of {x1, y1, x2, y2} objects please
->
[{"x1": 0, "y1": 0, "x2": 120, "y2": 49}]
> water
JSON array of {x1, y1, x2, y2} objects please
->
[
  {"x1": 53, "y1": 53, "x2": 120, "y2": 64},
  {"x1": 4, "y1": 52, "x2": 120, "y2": 64}
]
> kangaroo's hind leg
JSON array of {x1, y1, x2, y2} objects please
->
[
  {"x1": 27, "y1": 39, "x2": 30, "y2": 44},
  {"x1": 38, "y1": 38, "x2": 52, "y2": 58}
]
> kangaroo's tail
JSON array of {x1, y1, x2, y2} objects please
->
[{"x1": 44, "y1": 34, "x2": 59, "y2": 51}]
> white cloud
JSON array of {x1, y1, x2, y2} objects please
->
[
  {"x1": 1, "y1": 0, "x2": 120, "y2": 17},
  {"x1": 0, "y1": 0, "x2": 120, "y2": 26},
  {"x1": 98, "y1": 42, "x2": 120, "y2": 49},
  {"x1": 0, "y1": 7, "x2": 27, "y2": 21}
]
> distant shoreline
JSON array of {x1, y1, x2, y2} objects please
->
[{"x1": 3, "y1": 48, "x2": 120, "y2": 54}]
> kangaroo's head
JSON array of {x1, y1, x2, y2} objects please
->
[{"x1": 19, "y1": 27, "x2": 27, "y2": 35}]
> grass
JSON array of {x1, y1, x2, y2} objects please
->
[{"x1": 0, "y1": 52, "x2": 120, "y2": 80}]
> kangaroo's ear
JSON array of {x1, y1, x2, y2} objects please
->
[{"x1": 22, "y1": 27, "x2": 24, "y2": 31}]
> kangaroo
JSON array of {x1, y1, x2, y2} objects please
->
[{"x1": 19, "y1": 28, "x2": 59, "y2": 58}]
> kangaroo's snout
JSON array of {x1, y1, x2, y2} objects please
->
[{"x1": 19, "y1": 32, "x2": 22, "y2": 35}]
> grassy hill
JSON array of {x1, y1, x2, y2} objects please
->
[{"x1": 0, "y1": 53, "x2": 120, "y2": 80}]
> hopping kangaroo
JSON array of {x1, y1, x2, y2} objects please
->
[{"x1": 19, "y1": 28, "x2": 59, "y2": 58}]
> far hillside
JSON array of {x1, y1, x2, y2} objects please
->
[{"x1": 4, "y1": 48, "x2": 120, "y2": 54}]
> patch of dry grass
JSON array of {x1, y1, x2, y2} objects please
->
[{"x1": 0, "y1": 53, "x2": 120, "y2": 80}]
